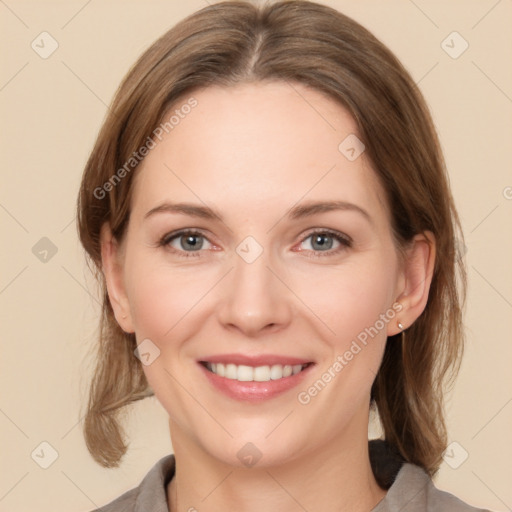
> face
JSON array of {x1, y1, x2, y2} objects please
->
[{"x1": 103, "y1": 81, "x2": 427, "y2": 469}]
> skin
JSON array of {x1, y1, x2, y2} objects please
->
[{"x1": 100, "y1": 82, "x2": 435, "y2": 512}]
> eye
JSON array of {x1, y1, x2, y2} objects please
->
[
  {"x1": 158, "y1": 228, "x2": 352, "y2": 259},
  {"x1": 298, "y1": 229, "x2": 352, "y2": 257},
  {"x1": 159, "y1": 230, "x2": 213, "y2": 257}
]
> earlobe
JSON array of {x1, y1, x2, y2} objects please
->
[
  {"x1": 388, "y1": 231, "x2": 436, "y2": 337},
  {"x1": 99, "y1": 223, "x2": 135, "y2": 333}
]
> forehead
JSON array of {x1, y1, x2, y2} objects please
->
[{"x1": 131, "y1": 82, "x2": 388, "y2": 221}]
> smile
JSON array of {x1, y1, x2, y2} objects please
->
[{"x1": 202, "y1": 362, "x2": 311, "y2": 382}]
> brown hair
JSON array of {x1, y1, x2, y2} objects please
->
[{"x1": 77, "y1": 0, "x2": 466, "y2": 474}]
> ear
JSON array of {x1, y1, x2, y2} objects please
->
[
  {"x1": 387, "y1": 231, "x2": 436, "y2": 336},
  {"x1": 99, "y1": 223, "x2": 135, "y2": 333}
]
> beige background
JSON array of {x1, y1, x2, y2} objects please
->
[{"x1": 1, "y1": 0, "x2": 511, "y2": 510}]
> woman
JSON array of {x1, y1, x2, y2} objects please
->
[{"x1": 77, "y1": 1, "x2": 491, "y2": 510}]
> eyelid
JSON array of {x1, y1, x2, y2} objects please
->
[
  {"x1": 158, "y1": 227, "x2": 352, "y2": 258},
  {"x1": 294, "y1": 228, "x2": 352, "y2": 258},
  {"x1": 159, "y1": 228, "x2": 216, "y2": 254},
  {"x1": 301, "y1": 227, "x2": 352, "y2": 245}
]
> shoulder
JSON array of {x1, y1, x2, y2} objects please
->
[
  {"x1": 89, "y1": 487, "x2": 138, "y2": 512},
  {"x1": 369, "y1": 439, "x2": 493, "y2": 512},
  {"x1": 375, "y1": 462, "x2": 493, "y2": 512},
  {"x1": 88, "y1": 454, "x2": 176, "y2": 512}
]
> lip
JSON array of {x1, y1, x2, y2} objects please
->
[
  {"x1": 197, "y1": 354, "x2": 315, "y2": 402},
  {"x1": 199, "y1": 353, "x2": 312, "y2": 367}
]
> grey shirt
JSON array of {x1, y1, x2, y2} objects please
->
[{"x1": 90, "y1": 448, "x2": 491, "y2": 512}]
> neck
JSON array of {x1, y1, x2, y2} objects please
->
[{"x1": 166, "y1": 421, "x2": 386, "y2": 512}]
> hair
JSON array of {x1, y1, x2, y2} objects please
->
[{"x1": 77, "y1": 0, "x2": 466, "y2": 474}]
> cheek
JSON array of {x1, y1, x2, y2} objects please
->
[
  {"x1": 292, "y1": 256, "x2": 398, "y2": 346},
  {"x1": 123, "y1": 251, "x2": 216, "y2": 341},
  {"x1": 292, "y1": 260, "x2": 397, "y2": 415},
  {"x1": 123, "y1": 260, "x2": 211, "y2": 422}
]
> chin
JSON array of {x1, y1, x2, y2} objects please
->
[{"x1": 200, "y1": 432, "x2": 306, "y2": 470}]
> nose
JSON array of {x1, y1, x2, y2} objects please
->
[{"x1": 216, "y1": 248, "x2": 294, "y2": 338}]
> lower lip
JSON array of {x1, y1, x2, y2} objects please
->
[{"x1": 198, "y1": 363, "x2": 314, "y2": 402}]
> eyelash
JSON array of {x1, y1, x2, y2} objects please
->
[{"x1": 158, "y1": 229, "x2": 352, "y2": 259}]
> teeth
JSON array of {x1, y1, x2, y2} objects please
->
[
  {"x1": 225, "y1": 363, "x2": 237, "y2": 379},
  {"x1": 215, "y1": 362, "x2": 225, "y2": 377},
  {"x1": 237, "y1": 365, "x2": 253, "y2": 381},
  {"x1": 205, "y1": 362, "x2": 308, "y2": 381},
  {"x1": 254, "y1": 365, "x2": 270, "y2": 382}
]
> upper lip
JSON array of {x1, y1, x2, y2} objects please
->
[{"x1": 199, "y1": 353, "x2": 314, "y2": 367}]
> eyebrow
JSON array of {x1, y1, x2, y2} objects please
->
[{"x1": 144, "y1": 200, "x2": 372, "y2": 224}]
